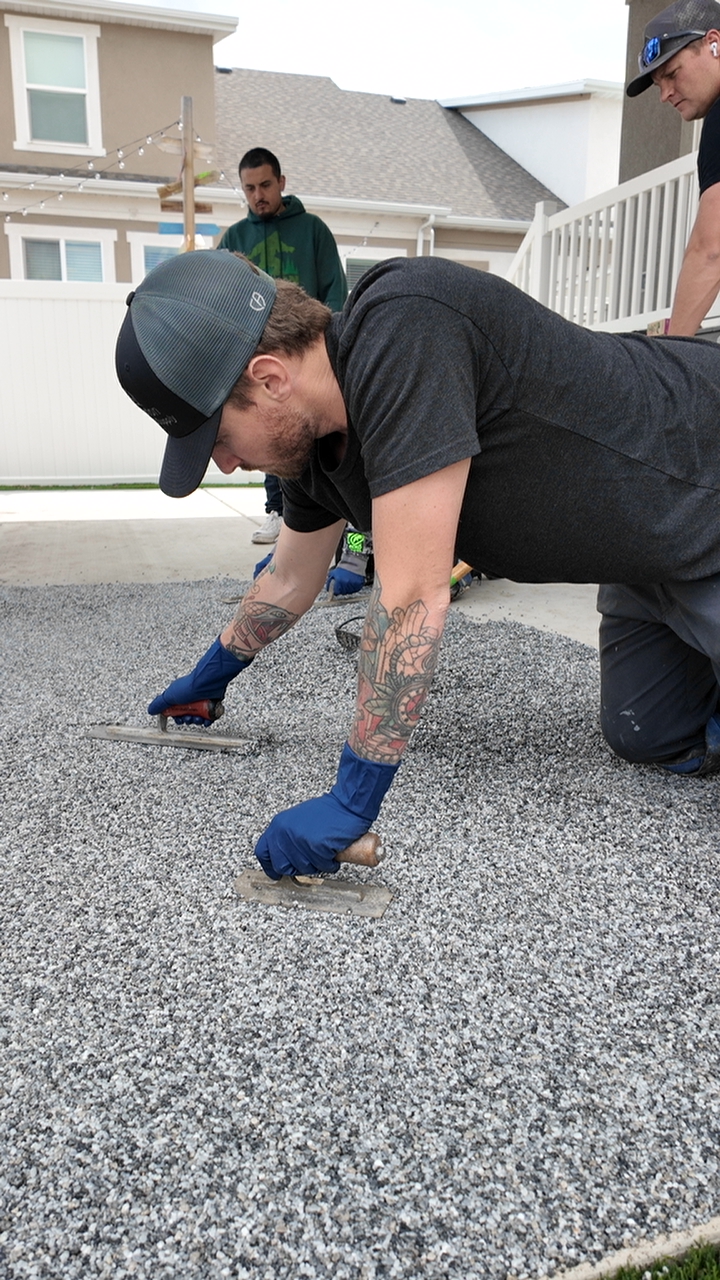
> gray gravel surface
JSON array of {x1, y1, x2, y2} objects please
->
[{"x1": 1, "y1": 578, "x2": 719, "y2": 1280}]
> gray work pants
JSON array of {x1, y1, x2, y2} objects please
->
[{"x1": 598, "y1": 578, "x2": 720, "y2": 770}]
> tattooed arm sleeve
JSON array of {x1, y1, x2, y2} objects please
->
[
  {"x1": 349, "y1": 573, "x2": 445, "y2": 764},
  {"x1": 220, "y1": 519, "x2": 345, "y2": 661},
  {"x1": 349, "y1": 458, "x2": 472, "y2": 766}
]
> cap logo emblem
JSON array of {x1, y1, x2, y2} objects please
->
[{"x1": 250, "y1": 291, "x2": 267, "y2": 311}]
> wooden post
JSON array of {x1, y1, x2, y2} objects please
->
[{"x1": 181, "y1": 95, "x2": 196, "y2": 252}]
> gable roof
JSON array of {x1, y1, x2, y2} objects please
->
[{"x1": 214, "y1": 68, "x2": 563, "y2": 221}]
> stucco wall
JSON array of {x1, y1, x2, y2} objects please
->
[{"x1": 459, "y1": 94, "x2": 622, "y2": 207}]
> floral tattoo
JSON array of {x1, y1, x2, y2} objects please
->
[{"x1": 350, "y1": 574, "x2": 442, "y2": 764}]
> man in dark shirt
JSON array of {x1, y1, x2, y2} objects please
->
[
  {"x1": 217, "y1": 147, "x2": 347, "y2": 544},
  {"x1": 115, "y1": 250, "x2": 720, "y2": 880},
  {"x1": 627, "y1": 0, "x2": 720, "y2": 334}
]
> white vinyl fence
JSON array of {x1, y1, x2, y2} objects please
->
[
  {"x1": 507, "y1": 152, "x2": 720, "y2": 333},
  {"x1": 0, "y1": 281, "x2": 244, "y2": 486}
]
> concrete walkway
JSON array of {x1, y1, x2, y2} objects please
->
[{"x1": 0, "y1": 486, "x2": 600, "y2": 649}]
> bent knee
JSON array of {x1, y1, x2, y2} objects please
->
[{"x1": 600, "y1": 705, "x2": 705, "y2": 766}]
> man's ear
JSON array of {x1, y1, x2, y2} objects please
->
[{"x1": 245, "y1": 353, "x2": 292, "y2": 401}]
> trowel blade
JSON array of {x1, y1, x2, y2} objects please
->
[
  {"x1": 88, "y1": 724, "x2": 257, "y2": 753},
  {"x1": 234, "y1": 868, "x2": 393, "y2": 919}
]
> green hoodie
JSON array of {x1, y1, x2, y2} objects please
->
[{"x1": 218, "y1": 195, "x2": 348, "y2": 312}]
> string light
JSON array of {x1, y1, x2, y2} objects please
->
[{"x1": 1, "y1": 118, "x2": 181, "y2": 223}]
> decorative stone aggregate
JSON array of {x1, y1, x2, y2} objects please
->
[{"x1": 0, "y1": 579, "x2": 718, "y2": 1279}]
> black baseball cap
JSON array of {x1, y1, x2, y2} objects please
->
[
  {"x1": 626, "y1": 0, "x2": 720, "y2": 96},
  {"x1": 115, "y1": 250, "x2": 277, "y2": 497}
]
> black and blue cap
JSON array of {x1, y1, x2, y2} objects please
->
[
  {"x1": 115, "y1": 250, "x2": 277, "y2": 497},
  {"x1": 626, "y1": 0, "x2": 720, "y2": 96}
]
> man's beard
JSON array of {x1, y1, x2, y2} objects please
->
[{"x1": 265, "y1": 404, "x2": 317, "y2": 479}]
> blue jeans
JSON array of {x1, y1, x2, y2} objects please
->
[
  {"x1": 598, "y1": 578, "x2": 720, "y2": 772},
  {"x1": 264, "y1": 474, "x2": 283, "y2": 516}
]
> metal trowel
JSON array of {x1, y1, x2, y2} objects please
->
[
  {"x1": 88, "y1": 700, "x2": 257, "y2": 752},
  {"x1": 234, "y1": 832, "x2": 393, "y2": 918}
]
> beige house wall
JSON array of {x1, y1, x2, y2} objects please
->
[
  {"x1": 97, "y1": 25, "x2": 217, "y2": 167},
  {"x1": 0, "y1": 12, "x2": 216, "y2": 174}
]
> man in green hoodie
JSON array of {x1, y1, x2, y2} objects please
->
[{"x1": 218, "y1": 147, "x2": 348, "y2": 543}]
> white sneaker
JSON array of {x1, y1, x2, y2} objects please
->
[{"x1": 251, "y1": 511, "x2": 282, "y2": 544}]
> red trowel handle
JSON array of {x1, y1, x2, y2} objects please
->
[
  {"x1": 159, "y1": 699, "x2": 225, "y2": 727},
  {"x1": 336, "y1": 832, "x2": 382, "y2": 867}
]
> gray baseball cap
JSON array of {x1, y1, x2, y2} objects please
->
[
  {"x1": 115, "y1": 250, "x2": 277, "y2": 497},
  {"x1": 626, "y1": 0, "x2": 720, "y2": 96}
]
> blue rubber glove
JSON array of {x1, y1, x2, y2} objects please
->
[
  {"x1": 148, "y1": 636, "x2": 251, "y2": 725},
  {"x1": 326, "y1": 565, "x2": 366, "y2": 596},
  {"x1": 255, "y1": 742, "x2": 399, "y2": 879},
  {"x1": 254, "y1": 552, "x2": 273, "y2": 579}
]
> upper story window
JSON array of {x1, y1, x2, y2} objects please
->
[{"x1": 4, "y1": 14, "x2": 104, "y2": 156}]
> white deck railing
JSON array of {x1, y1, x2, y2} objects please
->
[{"x1": 507, "y1": 151, "x2": 720, "y2": 332}]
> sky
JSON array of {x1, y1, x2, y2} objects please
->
[{"x1": 168, "y1": 0, "x2": 630, "y2": 101}]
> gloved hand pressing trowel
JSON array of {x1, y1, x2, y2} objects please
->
[
  {"x1": 148, "y1": 637, "x2": 252, "y2": 725},
  {"x1": 255, "y1": 743, "x2": 399, "y2": 879}
]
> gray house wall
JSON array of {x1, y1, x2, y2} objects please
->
[{"x1": 620, "y1": 0, "x2": 697, "y2": 180}]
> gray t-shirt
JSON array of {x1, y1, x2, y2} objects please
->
[{"x1": 282, "y1": 258, "x2": 720, "y2": 583}]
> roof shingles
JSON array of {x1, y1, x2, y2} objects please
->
[{"x1": 214, "y1": 68, "x2": 563, "y2": 221}]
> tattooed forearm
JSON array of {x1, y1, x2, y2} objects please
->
[
  {"x1": 349, "y1": 574, "x2": 444, "y2": 764},
  {"x1": 224, "y1": 571, "x2": 300, "y2": 660}
]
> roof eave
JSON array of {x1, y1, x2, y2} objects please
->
[
  {"x1": 2, "y1": 0, "x2": 237, "y2": 39},
  {"x1": 440, "y1": 79, "x2": 623, "y2": 110}
]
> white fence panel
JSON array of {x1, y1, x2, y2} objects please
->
[{"x1": 0, "y1": 281, "x2": 241, "y2": 486}]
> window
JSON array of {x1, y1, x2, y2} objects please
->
[
  {"x1": 126, "y1": 229, "x2": 218, "y2": 283},
  {"x1": 4, "y1": 14, "x2": 103, "y2": 155},
  {"x1": 24, "y1": 239, "x2": 103, "y2": 281},
  {"x1": 4, "y1": 223, "x2": 117, "y2": 281},
  {"x1": 144, "y1": 245, "x2": 180, "y2": 274},
  {"x1": 345, "y1": 258, "x2": 382, "y2": 291},
  {"x1": 341, "y1": 247, "x2": 407, "y2": 292}
]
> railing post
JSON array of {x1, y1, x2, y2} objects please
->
[{"x1": 527, "y1": 200, "x2": 558, "y2": 306}]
